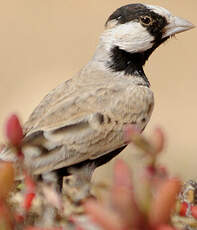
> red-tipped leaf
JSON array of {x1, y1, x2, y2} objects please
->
[{"x1": 5, "y1": 114, "x2": 23, "y2": 146}]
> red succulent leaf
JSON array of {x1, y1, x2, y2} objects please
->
[
  {"x1": 157, "y1": 224, "x2": 178, "y2": 230},
  {"x1": 84, "y1": 199, "x2": 123, "y2": 230},
  {"x1": 14, "y1": 214, "x2": 24, "y2": 223},
  {"x1": 5, "y1": 114, "x2": 23, "y2": 146},
  {"x1": 111, "y1": 186, "x2": 144, "y2": 229},
  {"x1": 23, "y1": 170, "x2": 36, "y2": 212},
  {"x1": 149, "y1": 178, "x2": 181, "y2": 227},
  {"x1": 112, "y1": 159, "x2": 144, "y2": 229},
  {"x1": 24, "y1": 192, "x2": 35, "y2": 212},
  {"x1": 113, "y1": 159, "x2": 133, "y2": 189},
  {"x1": 143, "y1": 165, "x2": 169, "y2": 193},
  {"x1": 25, "y1": 227, "x2": 63, "y2": 230},
  {"x1": 179, "y1": 202, "x2": 188, "y2": 217},
  {"x1": 75, "y1": 227, "x2": 86, "y2": 230},
  {"x1": 191, "y1": 205, "x2": 197, "y2": 219},
  {"x1": 0, "y1": 162, "x2": 15, "y2": 199},
  {"x1": 124, "y1": 125, "x2": 165, "y2": 157},
  {"x1": 145, "y1": 165, "x2": 157, "y2": 177},
  {"x1": 124, "y1": 124, "x2": 156, "y2": 155},
  {"x1": 24, "y1": 170, "x2": 35, "y2": 193},
  {"x1": 151, "y1": 127, "x2": 165, "y2": 154},
  {"x1": 0, "y1": 200, "x2": 14, "y2": 230}
]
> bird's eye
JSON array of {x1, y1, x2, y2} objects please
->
[{"x1": 140, "y1": 16, "x2": 152, "y2": 26}]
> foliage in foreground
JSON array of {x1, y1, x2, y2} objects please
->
[{"x1": 0, "y1": 114, "x2": 196, "y2": 230}]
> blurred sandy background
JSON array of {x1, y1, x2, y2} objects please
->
[{"x1": 0, "y1": 0, "x2": 196, "y2": 182}]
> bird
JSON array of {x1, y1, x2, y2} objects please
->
[{"x1": 0, "y1": 3, "x2": 194, "y2": 190}]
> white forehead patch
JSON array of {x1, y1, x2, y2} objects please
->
[{"x1": 146, "y1": 4, "x2": 172, "y2": 22}]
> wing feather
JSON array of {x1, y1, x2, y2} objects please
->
[{"x1": 2, "y1": 70, "x2": 154, "y2": 175}]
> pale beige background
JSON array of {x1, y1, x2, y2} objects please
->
[{"x1": 0, "y1": 0, "x2": 196, "y2": 182}]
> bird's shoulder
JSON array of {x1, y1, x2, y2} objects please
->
[
  {"x1": 23, "y1": 70, "x2": 118, "y2": 135},
  {"x1": 23, "y1": 69, "x2": 153, "y2": 137}
]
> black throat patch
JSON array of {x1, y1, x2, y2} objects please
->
[
  {"x1": 108, "y1": 37, "x2": 168, "y2": 85},
  {"x1": 108, "y1": 46, "x2": 150, "y2": 85}
]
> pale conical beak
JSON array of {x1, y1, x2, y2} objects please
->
[{"x1": 162, "y1": 16, "x2": 195, "y2": 38}]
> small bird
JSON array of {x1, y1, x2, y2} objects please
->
[{"x1": 0, "y1": 4, "x2": 194, "y2": 189}]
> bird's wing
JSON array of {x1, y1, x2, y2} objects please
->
[
  {"x1": 1, "y1": 71, "x2": 153, "y2": 175},
  {"x1": 23, "y1": 78, "x2": 74, "y2": 134},
  {"x1": 20, "y1": 76, "x2": 130, "y2": 175}
]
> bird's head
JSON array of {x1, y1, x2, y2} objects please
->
[{"x1": 94, "y1": 3, "x2": 194, "y2": 76}]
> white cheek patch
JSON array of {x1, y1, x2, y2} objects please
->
[{"x1": 101, "y1": 21, "x2": 155, "y2": 53}]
